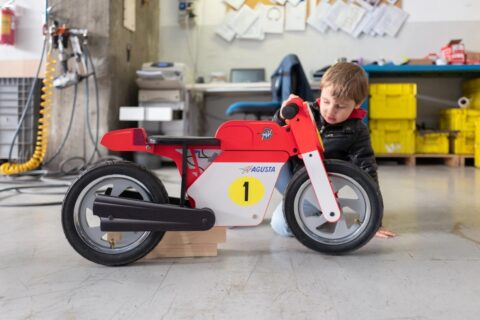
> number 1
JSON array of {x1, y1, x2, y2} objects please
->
[{"x1": 243, "y1": 181, "x2": 249, "y2": 202}]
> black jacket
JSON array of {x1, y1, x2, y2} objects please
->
[{"x1": 273, "y1": 100, "x2": 379, "y2": 184}]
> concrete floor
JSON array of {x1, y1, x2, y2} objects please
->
[{"x1": 1, "y1": 165, "x2": 480, "y2": 319}]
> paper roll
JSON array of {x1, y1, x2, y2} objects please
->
[{"x1": 458, "y1": 96, "x2": 470, "y2": 108}]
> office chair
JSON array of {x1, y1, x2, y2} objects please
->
[{"x1": 225, "y1": 54, "x2": 314, "y2": 120}]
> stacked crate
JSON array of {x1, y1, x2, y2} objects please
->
[
  {"x1": 415, "y1": 131, "x2": 450, "y2": 154},
  {"x1": 462, "y1": 78, "x2": 480, "y2": 109},
  {"x1": 476, "y1": 121, "x2": 480, "y2": 168},
  {"x1": 0, "y1": 78, "x2": 41, "y2": 162},
  {"x1": 369, "y1": 83, "x2": 416, "y2": 154},
  {"x1": 439, "y1": 108, "x2": 480, "y2": 155}
]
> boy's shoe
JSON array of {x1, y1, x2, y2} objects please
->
[{"x1": 270, "y1": 202, "x2": 294, "y2": 237}]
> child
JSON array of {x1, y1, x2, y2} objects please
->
[{"x1": 270, "y1": 62, "x2": 395, "y2": 239}]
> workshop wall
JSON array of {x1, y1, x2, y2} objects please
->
[
  {"x1": 44, "y1": 0, "x2": 160, "y2": 169},
  {"x1": 158, "y1": 0, "x2": 480, "y2": 82}
]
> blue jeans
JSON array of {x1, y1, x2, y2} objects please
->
[{"x1": 270, "y1": 162, "x2": 294, "y2": 236}]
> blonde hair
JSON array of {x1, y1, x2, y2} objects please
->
[{"x1": 320, "y1": 62, "x2": 368, "y2": 104}]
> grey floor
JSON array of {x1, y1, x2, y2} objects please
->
[{"x1": 1, "y1": 165, "x2": 480, "y2": 320}]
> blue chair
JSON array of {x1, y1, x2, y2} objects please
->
[{"x1": 225, "y1": 54, "x2": 314, "y2": 120}]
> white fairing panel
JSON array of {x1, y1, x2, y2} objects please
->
[{"x1": 187, "y1": 162, "x2": 284, "y2": 226}]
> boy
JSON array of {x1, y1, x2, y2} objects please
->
[{"x1": 271, "y1": 62, "x2": 395, "y2": 239}]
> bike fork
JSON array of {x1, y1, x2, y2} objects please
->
[{"x1": 302, "y1": 150, "x2": 341, "y2": 223}]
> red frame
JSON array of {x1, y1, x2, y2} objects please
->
[{"x1": 101, "y1": 99, "x2": 324, "y2": 198}]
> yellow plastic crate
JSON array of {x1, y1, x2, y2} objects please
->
[
  {"x1": 462, "y1": 78, "x2": 480, "y2": 94},
  {"x1": 369, "y1": 119, "x2": 416, "y2": 131},
  {"x1": 476, "y1": 144, "x2": 480, "y2": 168},
  {"x1": 369, "y1": 84, "x2": 417, "y2": 120},
  {"x1": 440, "y1": 108, "x2": 480, "y2": 131},
  {"x1": 450, "y1": 130, "x2": 475, "y2": 155},
  {"x1": 415, "y1": 131, "x2": 449, "y2": 154},
  {"x1": 369, "y1": 83, "x2": 417, "y2": 95},
  {"x1": 467, "y1": 92, "x2": 480, "y2": 109},
  {"x1": 476, "y1": 121, "x2": 480, "y2": 168},
  {"x1": 371, "y1": 129, "x2": 415, "y2": 154},
  {"x1": 369, "y1": 95, "x2": 417, "y2": 119}
]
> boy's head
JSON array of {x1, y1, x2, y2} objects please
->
[{"x1": 319, "y1": 62, "x2": 368, "y2": 124}]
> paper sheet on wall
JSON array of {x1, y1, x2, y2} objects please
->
[
  {"x1": 368, "y1": 3, "x2": 387, "y2": 35},
  {"x1": 258, "y1": 3, "x2": 284, "y2": 34},
  {"x1": 287, "y1": 0, "x2": 302, "y2": 6},
  {"x1": 238, "y1": 6, "x2": 265, "y2": 40},
  {"x1": 307, "y1": 0, "x2": 330, "y2": 34},
  {"x1": 227, "y1": 5, "x2": 260, "y2": 36},
  {"x1": 375, "y1": 5, "x2": 408, "y2": 37},
  {"x1": 223, "y1": 0, "x2": 245, "y2": 10},
  {"x1": 351, "y1": 10, "x2": 371, "y2": 38},
  {"x1": 285, "y1": 1, "x2": 306, "y2": 31},
  {"x1": 355, "y1": 0, "x2": 380, "y2": 11},
  {"x1": 337, "y1": 3, "x2": 366, "y2": 35},
  {"x1": 215, "y1": 11, "x2": 238, "y2": 42},
  {"x1": 322, "y1": 0, "x2": 345, "y2": 31}
]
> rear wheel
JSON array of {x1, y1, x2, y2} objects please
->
[
  {"x1": 284, "y1": 159, "x2": 382, "y2": 254},
  {"x1": 62, "y1": 160, "x2": 169, "y2": 266}
]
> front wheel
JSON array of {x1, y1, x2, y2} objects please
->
[
  {"x1": 62, "y1": 160, "x2": 169, "y2": 266},
  {"x1": 284, "y1": 159, "x2": 382, "y2": 254}
]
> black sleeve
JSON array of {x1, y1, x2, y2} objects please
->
[
  {"x1": 348, "y1": 122, "x2": 379, "y2": 185},
  {"x1": 272, "y1": 109, "x2": 286, "y2": 126}
]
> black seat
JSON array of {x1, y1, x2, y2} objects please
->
[{"x1": 148, "y1": 135, "x2": 220, "y2": 146}]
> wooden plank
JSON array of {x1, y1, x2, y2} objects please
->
[
  {"x1": 145, "y1": 243, "x2": 218, "y2": 259},
  {"x1": 160, "y1": 227, "x2": 227, "y2": 245}
]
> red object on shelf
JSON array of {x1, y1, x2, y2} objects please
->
[
  {"x1": 0, "y1": 6, "x2": 15, "y2": 45},
  {"x1": 441, "y1": 39, "x2": 466, "y2": 64}
]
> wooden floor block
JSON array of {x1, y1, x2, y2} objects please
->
[
  {"x1": 160, "y1": 227, "x2": 227, "y2": 245},
  {"x1": 145, "y1": 227, "x2": 227, "y2": 259}
]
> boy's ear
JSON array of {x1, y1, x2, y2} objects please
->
[{"x1": 354, "y1": 103, "x2": 361, "y2": 109}]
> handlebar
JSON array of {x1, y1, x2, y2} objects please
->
[
  {"x1": 281, "y1": 103, "x2": 299, "y2": 119},
  {"x1": 281, "y1": 96, "x2": 304, "y2": 120}
]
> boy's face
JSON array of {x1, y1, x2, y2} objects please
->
[{"x1": 319, "y1": 85, "x2": 360, "y2": 125}]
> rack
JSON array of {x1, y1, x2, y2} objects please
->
[{"x1": 363, "y1": 64, "x2": 480, "y2": 166}]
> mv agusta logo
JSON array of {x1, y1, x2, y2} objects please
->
[
  {"x1": 240, "y1": 165, "x2": 276, "y2": 174},
  {"x1": 259, "y1": 127, "x2": 273, "y2": 140}
]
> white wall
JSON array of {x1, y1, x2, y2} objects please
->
[
  {"x1": 158, "y1": 0, "x2": 480, "y2": 81},
  {"x1": 404, "y1": 0, "x2": 480, "y2": 22},
  {"x1": 0, "y1": 0, "x2": 45, "y2": 60}
]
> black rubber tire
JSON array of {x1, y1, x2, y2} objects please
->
[
  {"x1": 62, "y1": 160, "x2": 169, "y2": 266},
  {"x1": 284, "y1": 159, "x2": 382, "y2": 254}
]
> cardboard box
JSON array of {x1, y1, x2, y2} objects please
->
[
  {"x1": 466, "y1": 51, "x2": 480, "y2": 65},
  {"x1": 441, "y1": 39, "x2": 466, "y2": 64},
  {"x1": 407, "y1": 58, "x2": 434, "y2": 65}
]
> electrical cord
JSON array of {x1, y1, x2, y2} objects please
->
[
  {"x1": 83, "y1": 44, "x2": 102, "y2": 165},
  {"x1": 42, "y1": 82, "x2": 78, "y2": 166}
]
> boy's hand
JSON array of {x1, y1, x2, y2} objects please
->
[
  {"x1": 375, "y1": 227, "x2": 396, "y2": 239},
  {"x1": 279, "y1": 94, "x2": 301, "y2": 120}
]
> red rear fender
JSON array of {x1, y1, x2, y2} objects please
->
[{"x1": 101, "y1": 128, "x2": 149, "y2": 152}]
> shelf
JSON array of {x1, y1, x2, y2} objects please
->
[{"x1": 363, "y1": 64, "x2": 480, "y2": 78}]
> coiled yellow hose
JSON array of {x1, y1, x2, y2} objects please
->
[{"x1": 1, "y1": 52, "x2": 56, "y2": 175}]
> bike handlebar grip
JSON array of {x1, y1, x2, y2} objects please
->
[{"x1": 281, "y1": 103, "x2": 299, "y2": 120}]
